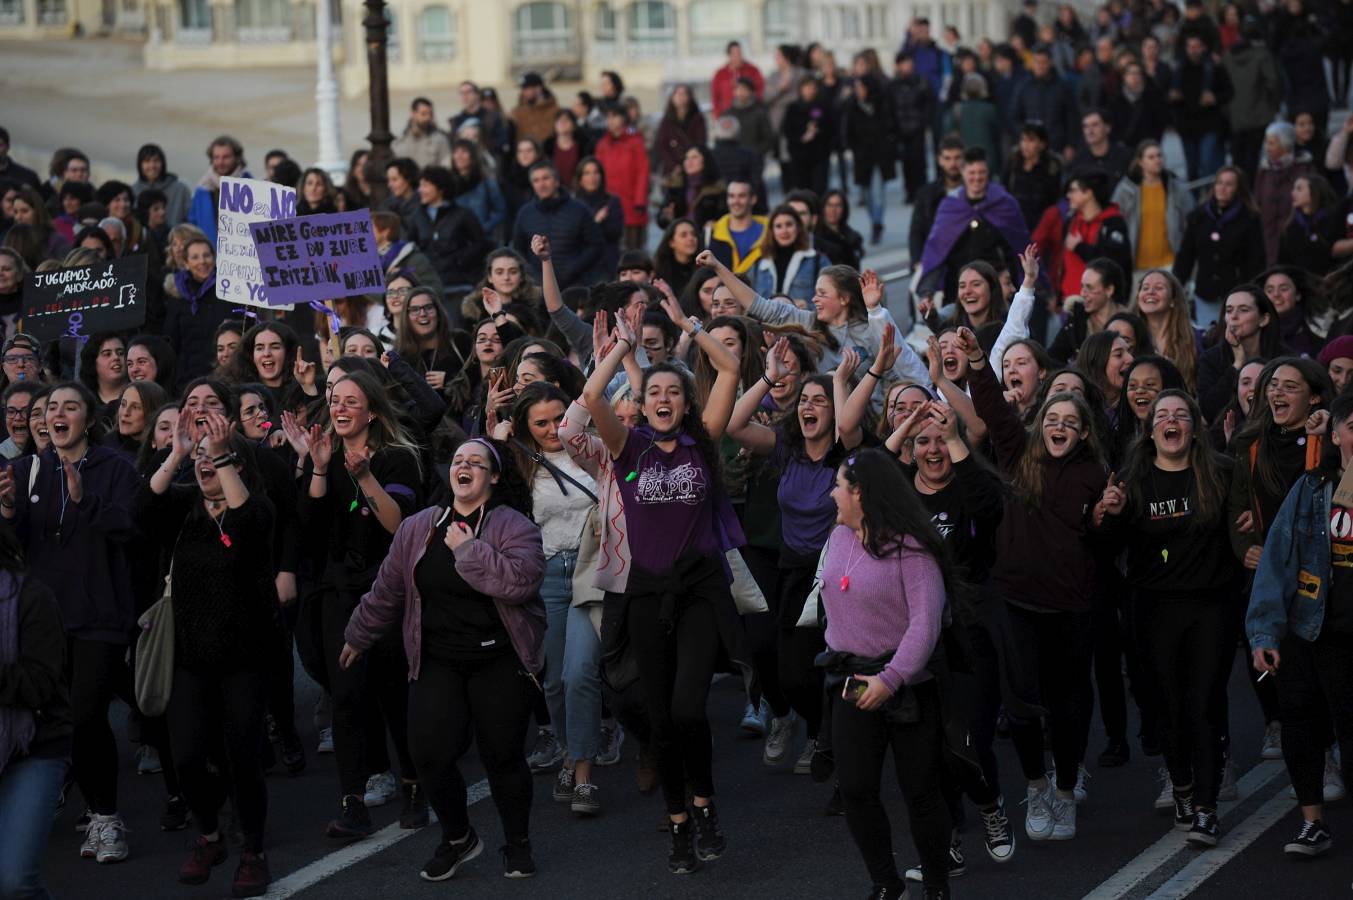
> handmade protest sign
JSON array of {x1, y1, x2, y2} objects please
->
[
  {"x1": 20, "y1": 255, "x2": 148, "y2": 342},
  {"x1": 250, "y1": 210, "x2": 384, "y2": 307},
  {"x1": 218, "y1": 176, "x2": 297, "y2": 309}
]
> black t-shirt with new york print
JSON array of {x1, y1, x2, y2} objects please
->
[{"x1": 1118, "y1": 465, "x2": 1238, "y2": 597}]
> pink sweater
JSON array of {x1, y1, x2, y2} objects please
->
[{"x1": 820, "y1": 526, "x2": 945, "y2": 694}]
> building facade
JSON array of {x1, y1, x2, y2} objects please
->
[{"x1": 1, "y1": 0, "x2": 1047, "y2": 97}]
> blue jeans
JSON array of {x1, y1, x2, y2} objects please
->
[
  {"x1": 863, "y1": 169, "x2": 886, "y2": 229},
  {"x1": 0, "y1": 755, "x2": 67, "y2": 900},
  {"x1": 540, "y1": 551, "x2": 603, "y2": 762},
  {"x1": 1181, "y1": 132, "x2": 1223, "y2": 182}
]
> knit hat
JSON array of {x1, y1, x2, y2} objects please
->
[{"x1": 1318, "y1": 335, "x2": 1353, "y2": 366}]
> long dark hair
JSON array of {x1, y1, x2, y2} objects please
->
[
  {"x1": 1012, "y1": 391, "x2": 1106, "y2": 507},
  {"x1": 1076, "y1": 330, "x2": 1124, "y2": 402},
  {"x1": 778, "y1": 374, "x2": 839, "y2": 460},
  {"x1": 653, "y1": 217, "x2": 700, "y2": 282},
  {"x1": 640, "y1": 362, "x2": 726, "y2": 499},
  {"x1": 1235, "y1": 356, "x2": 1332, "y2": 497},
  {"x1": 78, "y1": 332, "x2": 126, "y2": 398},
  {"x1": 1212, "y1": 284, "x2": 1286, "y2": 365},
  {"x1": 509, "y1": 382, "x2": 572, "y2": 483},
  {"x1": 1121, "y1": 389, "x2": 1228, "y2": 529},
  {"x1": 678, "y1": 265, "x2": 720, "y2": 319},
  {"x1": 126, "y1": 333, "x2": 178, "y2": 392},
  {"x1": 226, "y1": 321, "x2": 300, "y2": 385},
  {"x1": 956, "y1": 260, "x2": 1009, "y2": 329},
  {"x1": 394, "y1": 286, "x2": 455, "y2": 367}
]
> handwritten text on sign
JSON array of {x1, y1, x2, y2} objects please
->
[
  {"x1": 217, "y1": 176, "x2": 297, "y2": 309},
  {"x1": 249, "y1": 210, "x2": 385, "y2": 307},
  {"x1": 20, "y1": 255, "x2": 148, "y2": 341}
]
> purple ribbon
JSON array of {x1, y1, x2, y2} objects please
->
[
  {"x1": 309, "y1": 300, "x2": 342, "y2": 336},
  {"x1": 231, "y1": 307, "x2": 261, "y2": 322}
]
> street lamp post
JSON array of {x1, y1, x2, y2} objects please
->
[
  {"x1": 314, "y1": 0, "x2": 346, "y2": 180},
  {"x1": 361, "y1": 0, "x2": 394, "y2": 207}
]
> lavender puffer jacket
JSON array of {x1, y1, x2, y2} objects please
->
[{"x1": 345, "y1": 504, "x2": 546, "y2": 679}]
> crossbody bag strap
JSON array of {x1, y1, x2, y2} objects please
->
[{"x1": 513, "y1": 439, "x2": 599, "y2": 505}]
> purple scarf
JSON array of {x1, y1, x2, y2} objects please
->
[
  {"x1": 1203, "y1": 199, "x2": 1242, "y2": 230},
  {"x1": 378, "y1": 240, "x2": 409, "y2": 272},
  {"x1": 173, "y1": 269, "x2": 217, "y2": 315},
  {"x1": 0, "y1": 570, "x2": 34, "y2": 776}
]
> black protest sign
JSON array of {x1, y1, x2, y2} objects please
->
[{"x1": 20, "y1": 256, "x2": 149, "y2": 341}]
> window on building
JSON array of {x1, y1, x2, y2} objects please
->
[
  {"x1": 0, "y1": 0, "x2": 25, "y2": 24},
  {"x1": 689, "y1": 0, "x2": 746, "y2": 56},
  {"x1": 178, "y1": 0, "x2": 209, "y2": 30},
  {"x1": 626, "y1": 0, "x2": 673, "y2": 58},
  {"x1": 513, "y1": 1, "x2": 576, "y2": 59},
  {"x1": 383, "y1": 5, "x2": 401, "y2": 62},
  {"x1": 763, "y1": 0, "x2": 790, "y2": 43},
  {"x1": 37, "y1": 0, "x2": 66, "y2": 24},
  {"x1": 841, "y1": 5, "x2": 860, "y2": 39},
  {"x1": 595, "y1": 2, "x2": 615, "y2": 44},
  {"x1": 235, "y1": 0, "x2": 290, "y2": 41},
  {"x1": 418, "y1": 5, "x2": 456, "y2": 61}
]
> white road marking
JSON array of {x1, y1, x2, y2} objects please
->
[
  {"x1": 1143, "y1": 788, "x2": 1294, "y2": 898},
  {"x1": 263, "y1": 778, "x2": 490, "y2": 898},
  {"x1": 1083, "y1": 761, "x2": 1285, "y2": 899}
]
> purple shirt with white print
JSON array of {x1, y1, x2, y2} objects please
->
[{"x1": 614, "y1": 426, "x2": 737, "y2": 574}]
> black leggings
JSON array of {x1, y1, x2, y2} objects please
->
[
  {"x1": 742, "y1": 545, "x2": 790, "y2": 719},
  {"x1": 167, "y1": 667, "x2": 268, "y2": 852},
  {"x1": 776, "y1": 561, "x2": 825, "y2": 739},
  {"x1": 321, "y1": 595, "x2": 417, "y2": 797},
  {"x1": 627, "y1": 588, "x2": 720, "y2": 815},
  {"x1": 68, "y1": 638, "x2": 134, "y2": 815},
  {"x1": 1138, "y1": 594, "x2": 1233, "y2": 807},
  {"x1": 1277, "y1": 630, "x2": 1353, "y2": 807},
  {"x1": 408, "y1": 653, "x2": 535, "y2": 845},
  {"x1": 266, "y1": 602, "x2": 300, "y2": 740},
  {"x1": 833, "y1": 680, "x2": 952, "y2": 890},
  {"x1": 1006, "y1": 605, "x2": 1095, "y2": 792}
]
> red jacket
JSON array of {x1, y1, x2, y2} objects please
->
[
  {"x1": 711, "y1": 62, "x2": 765, "y2": 117},
  {"x1": 595, "y1": 129, "x2": 651, "y2": 227},
  {"x1": 1060, "y1": 203, "x2": 1130, "y2": 300}
]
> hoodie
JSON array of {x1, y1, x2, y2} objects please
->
[{"x1": 4, "y1": 445, "x2": 139, "y2": 643}]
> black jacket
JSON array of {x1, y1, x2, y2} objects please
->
[
  {"x1": 1170, "y1": 58, "x2": 1234, "y2": 138},
  {"x1": 413, "y1": 202, "x2": 489, "y2": 289},
  {"x1": 842, "y1": 96, "x2": 897, "y2": 186},
  {"x1": 1012, "y1": 74, "x2": 1080, "y2": 152},
  {"x1": 163, "y1": 272, "x2": 233, "y2": 391},
  {"x1": 1172, "y1": 200, "x2": 1267, "y2": 303},
  {"x1": 510, "y1": 190, "x2": 604, "y2": 289},
  {"x1": 815, "y1": 223, "x2": 864, "y2": 272},
  {"x1": 0, "y1": 577, "x2": 71, "y2": 761},
  {"x1": 1002, "y1": 150, "x2": 1063, "y2": 230},
  {"x1": 1109, "y1": 84, "x2": 1171, "y2": 148},
  {"x1": 1277, "y1": 211, "x2": 1343, "y2": 276},
  {"x1": 886, "y1": 73, "x2": 936, "y2": 138},
  {"x1": 909, "y1": 178, "x2": 954, "y2": 265},
  {"x1": 781, "y1": 99, "x2": 837, "y2": 167}
]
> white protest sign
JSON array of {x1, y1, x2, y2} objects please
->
[{"x1": 216, "y1": 176, "x2": 297, "y2": 309}]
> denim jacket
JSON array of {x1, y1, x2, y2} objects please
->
[{"x1": 1246, "y1": 472, "x2": 1332, "y2": 651}]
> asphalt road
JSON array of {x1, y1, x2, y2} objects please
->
[{"x1": 38, "y1": 650, "x2": 1352, "y2": 900}]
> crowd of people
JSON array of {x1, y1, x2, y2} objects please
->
[{"x1": 2, "y1": 1, "x2": 1353, "y2": 899}]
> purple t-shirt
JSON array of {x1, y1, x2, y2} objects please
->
[
  {"x1": 773, "y1": 434, "x2": 845, "y2": 558},
  {"x1": 614, "y1": 428, "x2": 721, "y2": 574}
]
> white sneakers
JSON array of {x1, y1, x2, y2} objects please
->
[
  {"x1": 80, "y1": 814, "x2": 129, "y2": 864},
  {"x1": 363, "y1": 771, "x2": 399, "y2": 807},
  {"x1": 1025, "y1": 782, "x2": 1055, "y2": 840}
]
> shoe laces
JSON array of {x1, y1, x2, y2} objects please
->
[
  {"x1": 1194, "y1": 808, "x2": 1216, "y2": 828},
  {"x1": 1295, "y1": 819, "x2": 1321, "y2": 841},
  {"x1": 695, "y1": 805, "x2": 722, "y2": 835},
  {"x1": 97, "y1": 817, "x2": 127, "y2": 842},
  {"x1": 982, "y1": 805, "x2": 1010, "y2": 841},
  {"x1": 575, "y1": 782, "x2": 598, "y2": 800}
]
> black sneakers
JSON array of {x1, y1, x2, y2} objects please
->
[
  {"x1": 867, "y1": 881, "x2": 908, "y2": 899},
  {"x1": 668, "y1": 817, "x2": 698, "y2": 874},
  {"x1": 1284, "y1": 819, "x2": 1333, "y2": 858},
  {"x1": 1173, "y1": 792, "x2": 1196, "y2": 832},
  {"x1": 692, "y1": 803, "x2": 726, "y2": 861},
  {"x1": 419, "y1": 828, "x2": 482, "y2": 882},
  {"x1": 160, "y1": 795, "x2": 190, "y2": 831},
  {"x1": 825, "y1": 783, "x2": 846, "y2": 816},
  {"x1": 1187, "y1": 808, "x2": 1220, "y2": 848},
  {"x1": 399, "y1": 783, "x2": 429, "y2": 829},
  {"x1": 325, "y1": 795, "x2": 374, "y2": 840},
  {"x1": 500, "y1": 839, "x2": 536, "y2": 878}
]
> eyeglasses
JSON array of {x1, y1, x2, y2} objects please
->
[
  {"x1": 3, "y1": 354, "x2": 36, "y2": 366},
  {"x1": 386, "y1": 287, "x2": 411, "y2": 299},
  {"x1": 407, "y1": 303, "x2": 437, "y2": 318},
  {"x1": 4, "y1": 406, "x2": 27, "y2": 419},
  {"x1": 241, "y1": 404, "x2": 268, "y2": 420}
]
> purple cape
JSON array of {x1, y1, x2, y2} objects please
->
[{"x1": 918, "y1": 182, "x2": 1031, "y2": 281}]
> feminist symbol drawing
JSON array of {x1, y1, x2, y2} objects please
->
[{"x1": 64, "y1": 312, "x2": 85, "y2": 339}]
